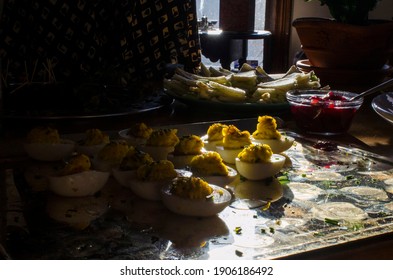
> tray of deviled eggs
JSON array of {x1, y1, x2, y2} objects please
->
[{"x1": 5, "y1": 116, "x2": 393, "y2": 260}]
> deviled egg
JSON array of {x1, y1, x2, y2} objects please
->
[
  {"x1": 168, "y1": 134, "x2": 204, "y2": 168},
  {"x1": 189, "y1": 151, "x2": 237, "y2": 187},
  {"x1": 250, "y1": 115, "x2": 294, "y2": 154},
  {"x1": 76, "y1": 128, "x2": 110, "y2": 157},
  {"x1": 161, "y1": 176, "x2": 231, "y2": 217},
  {"x1": 128, "y1": 160, "x2": 178, "y2": 201},
  {"x1": 112, "y1": 147, "x2": 154, "y2": 187},
  {"x1": 141, "y1": 128, "x2": 180, "y2": 160},
  {"x1": 201, "y1": 123, "x2": 229, "y2": 151},
  {"x1": 92, "y1": 140, "x2": 129, "y2": 171},
  {"x1": 235, "y1": 143, "x2": 285, "y2": 180},
  {"x1": 118, "y1": 122, "x2": 153, "y2": 147},
  {"x1": 215, "y1": 125, "x2": 251, "y2": 164},
  {"x1": 24, "y1": 126, "x2": 75, "y2": 161},
  {"x1": 48, "y1": 153, "x2": 110, "y2": 197}
]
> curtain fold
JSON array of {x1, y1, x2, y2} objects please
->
[{"x1": 0, "y1": 0, "x2": 201, "y2": 87}]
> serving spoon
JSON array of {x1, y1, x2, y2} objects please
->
[{"x1": 349, "y1": 77, "x2": 393, "y2": 101}]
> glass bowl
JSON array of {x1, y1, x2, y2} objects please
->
[{"x1": 286, "y1": 89, "x2": 363, "y2": 135}]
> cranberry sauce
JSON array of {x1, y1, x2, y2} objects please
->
[{"x1": 290, "y1": 91, "x2": 359, "y2": 135}]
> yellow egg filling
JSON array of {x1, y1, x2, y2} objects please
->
[
  {"x1": 222, "y1": 125, "x2": 251, "y2": 149},
  {"x1": 127, "y1": 122, "x2": 153, "y2": 139},
  {"x1": 174, "y1": 135, "x2": 204, "y2": 155},
  {"x1": 190, "y1": 151, "x2": 229, "y2": 176},
  {"x1": 237, "y1": 144, "x2": 273, "y2": 163},
  {"x1": 146, "y1": 128, "x2": 180, "y2": 147},
  {"x1": 119, "y1": 147, "x2": 154, "y2": 171},
  {"x1": 97, "y1": 140, "x2": 129, "y2": 163},
  {"x1": 170, "y1": 176, "x2": 213, "y2": 200},
  {"x1": 59, "y1": 154, "x2": 91, "y2": 176},
  {"x1": 207, "y1": 123, "x2": 228, "y2": 141},
  {"x1": 82, "y1": 128, "x2": 110, "y2": 146},
  {"x1": 26, "y1": 126, "x2": 61, "y2": 144},
  {"x1": 252, "y1": 115, "x2": 281, "y2": 140},
  {"x1": 136, "y1": 160, "x2": 177, "y2": 181}
]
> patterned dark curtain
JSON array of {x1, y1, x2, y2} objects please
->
[{"x1": 0, "y1": 0, "x2": 201, "y2": 87}]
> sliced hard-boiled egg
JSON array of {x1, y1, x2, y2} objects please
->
[
  {"x1": 235, "y1": 155, "x2": 285, "y2": 180},
  {"x1": 112, "y1": 168, "x2": 137, "y2": 187},
  {"x1": 75, "y1": 143, "x2": 107, "y2": 158},
  {"x1": 141, "y1": 145, "x2": 174, "y2": 161},
  {"x1": 161, "y1": 177, "x2": 232, "y2": 217},
  {"x1": 76, "y1": 128, "x2": 110, "y2": 157},
  {"x1": 118, "y1": 122, "x2": 153, "y2": 147},
  {"x1": 189, "y1": 151, "x2": 237, "y2": 186},
  {"x1": 250, "y1": 135, "x2": 294, "y2": 154},
  {"x1": 48, "y1": 170, "x2": 110, "y2": 197},
  {"x1": 235, "y1": 144, "x2": 285, "y2": 180},
  {"x1": 167, "y1": 153, "x2": 196, "y2": 169},
  {"x1": 118, "y1": 128, "x2": 148, "y2": 147},
  {"x1": 200, "y1": 134, "x2": 221, "y2": 152},
  {"x1": 201, "y1": 123, "x2": 229, "y2": 151},
  {"x1": 215, "y1": 145, "x2": 243, "y2": 164},
  {"x1": 91, "y1": 140, "x2": 130, "y2": 171},
  {"x1": 24, "y1": 139, "x2": 75, "y2": 161},
  {"x1": 24, "y1": 126, "x2": 76, "y2": 161},
  {"x1": 112, "y1": 148, "x2": 154, "y2": 187},
  {"x1": 168, "y1": 134, "x2": 204, "y2": 168},
  {"x1": 250, "y1": 115, "x2": 294, "y2": 154},
  {"x1": 127, "y1": 160, "x2": 188, "y2": 201},
  {"x1": 128, "y1": 168, "x2": 192, "y2": 201},
  {"x1": 193, "y1": 165, "x2": 238, "y2": 187}
]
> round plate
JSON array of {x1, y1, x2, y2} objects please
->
[
  {"x1": 165, "y1": 89, "x2": 289, "y2": 114},
  {"x1": 4, "y1": 89, "x2": 173, "y2": 120},
  {"x1": 372, "y1": 92, "x2": 393, "y2": 125}
]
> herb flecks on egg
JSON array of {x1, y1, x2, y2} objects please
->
[
  {"x1": 207, "y1": 123, "x2": 228, "y2": 141},
  {"x1": 26, "y1": 126, "x2": 61, "y2": 144},
  {"x1": 136, "y1": 160, "x2": 177, "y2": 181},
  {"x1": 222, "y1": 125, "x2": 251, "y2": 149},
  {"x1": 174, "y1": 135, "x2": 204, "y2": 155},
  {"x1": 97, "y1": 140, "x2": 129, "y2": 163},
  {"x1": 252, "y1": 115, "x2": 281, "y2": 140},
  {"x1": 146, "y1": 128, "x2": 180, "y2": 147},
  {"x1": 170, "y1": 177, "x2": 213, "y2": 200},
  {"x1": 237, "y1": 144, "x2": 273, "y2": 163},
  {"x1": 119, "y1": 147, "x2": 154, "y2": 171},
  {"x1": 81, "y1": 128, "x2": 110, "y2": 146},
  {"x1": 127, "y1": 122, "x2": 153, "y2": 139},
  {"x1": 59, "y1": 154, "x2": 91, "y2": 176},
  {"x1": 190, "y1": 151, "x2": 229, "y2": 176}
]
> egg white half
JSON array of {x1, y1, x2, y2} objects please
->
[
  {"x1": 200, "y1": 134, "x2": 221, "y2": 152},
  {"x1": 48, "y1": 170, "x2": 110, "y2": 197},
  {"x1": 167, "y1": 153, "x2": 198, "y2": 169},
  {"x1": 127, "y1": 169, "x2": 192, "y2": 201},
  {"x1": 161, "y1": 184, "x2": 231, "y2": 217},
  {"x1": 193, "y1": 165, "x2": 238, "y2": 187},
  {"x1": 140, "y1": 145, "x2": 174, "y2": 161},
  {"x1": 215, "y1": 145, "x2": 242, "y2": 164},
  {"x1": 24, "y1": 139, "x2": 75, "y2": 161},
  {"x1": 75, "y1": 143, "x2": 107, "y2": 158},
  {"x1": 250, "y1": 136, "x2": 294, "y2": 154},
  {"x1": 118, "y1": 128, "x2": 147, "y2": 147},
  {"x1": 235, "y1": 154, "x2": 286, "y2": 180},
  {"x1": 112, "y1": 168, "x2": 137, "y2": 187}
]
